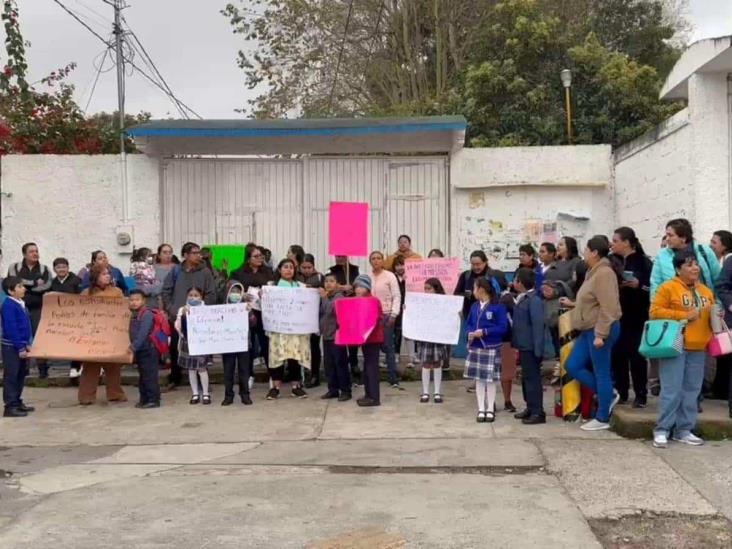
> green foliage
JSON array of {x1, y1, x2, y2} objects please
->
[
  {"x1": 226, "y1": 0, "x2": 687, "y2": 147},
  {"x1": 0, "y1": 0, "x2": 149, "y2": 154}
]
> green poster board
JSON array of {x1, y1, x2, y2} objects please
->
[{"x1": 204, "y1": 245, "x2": 246, "y2": 276}]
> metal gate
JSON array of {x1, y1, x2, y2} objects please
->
[{"x1": 161, "y1": 156, "x2": 448, "y2": 271}]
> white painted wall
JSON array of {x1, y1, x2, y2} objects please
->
[
  {"x1": 450, "y1": 145, "x2": 614, "y2": 272},
  {"x1": 1, "y1": 155, "x2": 160, "y2": 274},
  {"x1": 614, "y1": 109, "x2": 693, "y2": 255}
]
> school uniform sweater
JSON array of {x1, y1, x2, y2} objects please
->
[
  {"x1": 466, "y1": 300, "x2": 509, "y2": 348},
  {"x1": 650, "y1": 277, "x2": 714, "y2": 351},
  {"x1": 511, "y1": 290, "x2": 545, "y2": 358},
  {"x1": 1, "y1": 297, "x2": 33, "y2": 352},
  {"x1": 130, "y1": 307, "x2": 155, "y2": 353}
]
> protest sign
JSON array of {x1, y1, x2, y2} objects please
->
[
  {"x1": 334, "y1": 298, "x2": 381, "y2": 345},
  {"x1": 28, "y1": 293, "x2": 133, "y2": 363},
  {"x1": 261, "y1": 286, "x2": 320, "y2": 334},
  {"x1": 403, "y1": 293, "x2": 463, "y2": 345},
  {"x1": 188, "y1": 304, "x2": 249, "y2": 355},
  {"x1": 328, "y1": 201, "x2": 368, "y2": 257},
  {"x1": 404, "y1": 257, "x2": 461, "y2": 294}
]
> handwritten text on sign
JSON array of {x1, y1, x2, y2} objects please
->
[
  {"x1": 405, "y1": 258, "x2": 461, "y2": 295},
  {"x1": 403, "y1": 293, "x2": 463, "y2": 345},
  {"x1": 261, "y1": 286, "x2": 320, "y2": 335},
  {"x1": 188, "y1": 304, "x2": 249, "y2": 355},
  {"x1": 28, "y1": 293, "x2": 133, "y2": 363}
]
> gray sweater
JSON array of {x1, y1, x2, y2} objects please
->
[
  {"x1": 161, "y1": 263, "x2": 216, "y2": 318},
  {"x1": 319, "y1": 290, "x2": 345, "y2": 341}
]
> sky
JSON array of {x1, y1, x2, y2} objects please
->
[{"x1": 6, "y1": 0, "x2": 732, "y2": 119}]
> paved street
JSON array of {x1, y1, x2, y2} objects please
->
[{"x1": 1, "y1": 381, "x2": 731, "y2": 548}]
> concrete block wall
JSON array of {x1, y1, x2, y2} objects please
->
[
  {"x1": 614, "y1": 109, "x2": 693, "y2": 255},
  {"x1": 0, "y1": 155, "x2": 160, "y2": 274},
  {"x1": 450, "y1": 146, "x2": 614, "y2": 272}
]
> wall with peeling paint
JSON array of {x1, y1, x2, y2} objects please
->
[{"x1": 450, "y1": 145, "x2": 614, "y2": 272}]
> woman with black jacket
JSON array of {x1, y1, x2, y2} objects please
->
[{"x1": 610, "y1": 227, "x2": 653, "y2": 408}]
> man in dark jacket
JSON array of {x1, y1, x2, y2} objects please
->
[
  {"x1": 7, "y1": 243, "x2": 51, "y2": 378},
  {"x1": 511, "y1": 268, "x2": 546, "y2": 425},
  {"x1": 161, "y1": 242, "x2": 216, "y2": 386}
]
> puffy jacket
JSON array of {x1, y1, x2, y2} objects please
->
[{"x1": 651, "y1": 242, "x2": 720, "y2": 297}]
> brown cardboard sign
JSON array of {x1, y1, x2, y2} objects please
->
[{"x1": 28, "y1": 293, "x2": 133, "y2": 364}]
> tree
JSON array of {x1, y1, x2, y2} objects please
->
[
  {"x1": 225, "y1": 0, "x2": 688, "y2": 147},
  {"x1": 0, "y1": 0, "x2": 148, "y2": 155}
]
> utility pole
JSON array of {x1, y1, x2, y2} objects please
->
[{"x1": 112, "y1": 0, "x2": 129, "y2": 222}]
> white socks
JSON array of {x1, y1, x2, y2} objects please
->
[
  {"x1": 188, "y1": 369, "x2": 210, "y2": 396},
  {"x1": 421, "y1": 367, "x2": 444, "y2": 395},
  {"x1": 433, "y1": 368, "x2": 442, "y2": 395},
  {"x1": 475, "y1": 380, "x2": 497, "y2": 412}
]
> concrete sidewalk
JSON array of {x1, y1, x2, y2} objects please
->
[{"x1": 1, "y1": 382, "x2": 731, "y2": 548}]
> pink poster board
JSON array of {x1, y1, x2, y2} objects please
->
[
  {"x1": 405, "y1": 257, "x2": 461, "y2": 294},
  {"x1": 328, "y1": 202, "x2": 369, "y2": 257},
  {"x1": 334, "y1": 297, "x2": 380, "y2": 345}
]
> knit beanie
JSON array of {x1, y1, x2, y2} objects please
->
[{"x1": 353, "y1": 274, "x2": 372, "y2": 292}]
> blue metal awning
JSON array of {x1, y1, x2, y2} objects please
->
[{"x1": 128, "y1": 116, "x2": 466, "y2": 156}]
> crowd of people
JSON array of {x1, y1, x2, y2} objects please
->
[{"x1": 2, "y1": 219, "x2": 732, "y2": 448}]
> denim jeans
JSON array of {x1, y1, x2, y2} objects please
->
[
  {"x1": 382, "y1": 320, "x2": 398, "y2": 384},
  {"x1": 564, "y1": 322, "x2": 620, "y2": 423},
  {"x1": 654, "y1": 350, "x2": 705, "y2": 437}
]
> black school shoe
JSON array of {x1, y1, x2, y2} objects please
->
[
  {"x1": 266, "y1": 388, "x2": 280, "y2": 400},
  {"x1": 221, "y1": 397, "x2": 234, "y2": 406},
  {"x1": 632, "y1": 395, "x2": 647, "y2": 409},
  {"x1": 291, "y1": 386, "x2": 308, "y2": 399},
  {"x1": 241, "y1": 395, "x2": 253, "y2": 405},
  {"x1": 338, "y1": 392, "x2": 352, "y2": 402},
  {"x1": 19, "y1": 403, "x2": 35, "y2": 412},
  {"x1": 321, "y1": 391, "x2": 339, "y2": 400},
  {"x1": 514, "y1": 409, "x2": 531, "y2": 420},
  {"x1": 357, "y1": 397, "x2": 379, "y2": 407},
  {"x1": 141, "y1": 402, "x2": 160, "y2": 409},
  {"x1": 3, "y1": 407, "x2": 28, "y2": 418},
  {"x1": 522, "y1": 414, "x2": 546, "y2": 425}
]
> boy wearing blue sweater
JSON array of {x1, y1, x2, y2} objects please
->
[
  {"x1": 511, "y1": 268, "x2": 546, "y2": 425},
  {"x1": 1, "y1": 276, "x2": 34, "y2": 418}
]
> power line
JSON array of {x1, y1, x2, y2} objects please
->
[
  {"x1": 121, "y1": 19, "x2": 201, "y2": 119},
  {"x1": 327, "y1": 0, "x2": 355, "y2": 113},
  {"x1": 84, "y1": 47, "x2": 111, "y2": 113},
  {"x1": 51, "y1": 0, "x2": 202, "y2": 119}
]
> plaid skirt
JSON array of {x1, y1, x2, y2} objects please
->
[
  {"x1": 463, "y1": 346, "x2": 502, "y2": 382},
  {"x1": 178, "y1": 337, "x2": 208, "y2": 371},
  {"x1": 415, "y1": 342, "x2": 449, "y2": 368}
]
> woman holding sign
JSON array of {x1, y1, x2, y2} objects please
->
[
  {"x1": 266, "y1": 259, "x2": 310, "y2": 400},
  {"x1": 78, "y1": 264, "x2": 128, "y2": 406}
]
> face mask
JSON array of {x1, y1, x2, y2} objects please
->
[
  {"x1": 187, "y1": 298, "x2": 202, "y2": 307},
  {"x1": 228, "y1": 293, "x2": 242, "y2": 304}
]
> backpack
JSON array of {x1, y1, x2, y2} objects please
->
[{"x1": 139, "y1": 307, "x2": 171, "y2": 357}]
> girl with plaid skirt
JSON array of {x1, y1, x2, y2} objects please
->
[
  {"x1": 416, "y1": 278, "x2": 450, "y2": 403},
  {"x1": 464, "y1": 277, "x2": 509, "y2": 423},
  {"x1": 175, "y1": 286, "x2": 212, "y2": 405}
]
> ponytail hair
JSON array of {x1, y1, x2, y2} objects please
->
[{"x1": 614, "y1": 226, "x2": 646, "y2": 256}]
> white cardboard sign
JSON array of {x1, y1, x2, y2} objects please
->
[{"x1": 188, "y1": 304, "x2": 249, "y2": 355}]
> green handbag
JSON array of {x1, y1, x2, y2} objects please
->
[{"x1": 638, "y1": 319, "x2": 687, "y2": 359}]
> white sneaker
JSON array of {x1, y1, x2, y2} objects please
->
[
  {"x1": 653, "y1": 432, "x2": 668, "y2": 448},
  {"x1": 580, "y1": 419, "x2": 610, "y2": 431},
  {"x1": 69, "y1": 368, "x2": 81, "y2": 379},
  {"x1": 672, "y1": 432, "x2": 704, "y2": 446}
]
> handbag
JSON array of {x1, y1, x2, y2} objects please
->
[
  {"x1": 638, "y1": 319, "x2": 686, "y2": 359},
  {"x1": 708, "y1": 317, "x2": 732, "y2": 357}
]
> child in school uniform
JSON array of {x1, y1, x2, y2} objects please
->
[
  {"x1": 1, "y1": 276, "x2": 34, "y2": 418},
  {"x1": 416, "y1": 278, "x2": 450, "y2": 403},
  {"x1": 129, "y1": 289, "x2": 161, "y2": 409},
  {"x1": 464, "y1": 277, "x2": 509, "y2": 423},
  {"x1": 319, "y1": 272, "x2": 351, "y2": 401},
  {"x1": 176, "y1": 286, "x2": 212, "y2": 405},
  {"x1": 511, "y1": 268, "x2": 546, "y2": 424},
  {"x1": 221, "y1": 282, "x2": 254, "y2": 406},
  {"x1": 351, "y1": 274, "x2": 384, "y2": 407},
  {"x1": 266, "y1": 258, "x2": 311, "y2": 400}
]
